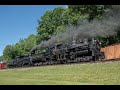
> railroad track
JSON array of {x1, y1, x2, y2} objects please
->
[{"x1": 1, "y1": 58, "x2": 120, "y2": 70}]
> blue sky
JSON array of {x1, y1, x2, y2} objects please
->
[{"x1": 0, "y1": 5, "x2": 67, "y2": 56}]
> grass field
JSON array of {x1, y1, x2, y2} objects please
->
[{"x1": 0, "y1": 61, "x2": 120, "y2": 85}]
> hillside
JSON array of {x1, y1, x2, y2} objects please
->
[{"x1": 0, "y1": 61, "x2": 120, "y2": 85}]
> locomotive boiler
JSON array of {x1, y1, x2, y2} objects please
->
[{"x1": 50, "y1": 38, "x2": 105, "y2": 64}]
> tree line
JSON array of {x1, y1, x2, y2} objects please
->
[{"x1": 1, "y1": 5, "x2": 120, "y2": 62}]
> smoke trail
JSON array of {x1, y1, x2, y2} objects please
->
[{"x1": 31, "y1": 5, "x2": 120, "y2": 52}]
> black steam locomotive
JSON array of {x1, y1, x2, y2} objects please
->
[{"x1": 7, "y1": 38, "x2": 105, "y2": 68}]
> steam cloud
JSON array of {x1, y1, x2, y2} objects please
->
[{"x1": 30, "y1": 5, "x2": 120, "y2": 52}]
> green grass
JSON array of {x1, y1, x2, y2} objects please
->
[{"x1": 0, "y1": 61, "x2": 120, "y2": 85}]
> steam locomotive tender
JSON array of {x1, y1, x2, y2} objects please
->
[{"x1": 7, "y1": 38, "x2": 105, "y2": 68}]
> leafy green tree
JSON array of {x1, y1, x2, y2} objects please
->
[
  {"x1": 36, "y1": 7, "x2": 68, "y2": 44},
  {"x1": 98, "y1": 30, "x2": 120, "y2": 47},
  {"x1": 54, "y1": 25, "x2": 66, "y2": 35},
  {"x1": 0, "y1": 56, "x2": 5, "y2": 61},
  {"x1": 3, "y1": 45, "x2": 17, "y2": 61},
  {"x1": 14, "y1": 34, "x2": 37, "y2": 56},
  {"x1": 68, "y1": 5, "x2": 112, "y2": 21},
  {"x1": 24, "y1": 34, "x2": 37, "y2": 54},
  {"x1": 3, "y1": 34, "x2": 37, "y2": 61}
]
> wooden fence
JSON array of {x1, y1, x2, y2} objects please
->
[{"x1": 100, "y1": 44, "x2": 120, "y2": 60}]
